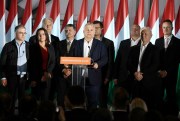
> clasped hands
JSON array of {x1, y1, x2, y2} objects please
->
[{"x1": 134, "y1": 71, "x2": 143, "y2": 81}]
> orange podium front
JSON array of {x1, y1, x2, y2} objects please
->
[
  {"x1": 60, "y1": 57, "x2": 91, "y2": 65},
  {"x1": 60, "y1": 57, "x2": 91, "y2": 88}
]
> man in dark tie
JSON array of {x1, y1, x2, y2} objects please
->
[
  {"x1": 155, "y1": 19, "x2": 180, "y2": 116},
  {"x1": 0, "y1": 25, "x2": 29, "y2": 109},
  {"x1": 75, "y1": 23, "x2": 108, "y2": 109},
  {"x1": 93, "y1": 21, "x2": 115, "y2": 108},
  {"x1": 57, "y1": 24, "x2": 77, "y2": 108}
]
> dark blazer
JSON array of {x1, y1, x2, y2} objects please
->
[
  {"x1": 128, "y1": 42, "x2": 162, "y2": 109},
  {"x1": 59, "y1": 39, "x2": 77, "y2": 57},
  {"x1": 128, "y1": 42, "x2": 161, "y2": 90},
  {"x1": 29, "y1": 43, "x2": 55, "y2": 82},
  {"x1": 75, "y1": 38, "x2": 108, "y2": 86},
  {"x1": 155, "y1": 35, "x2": 180, "y2": 81},
  {"x1": 29, "y1": 34, "x2": 60, "y2": 76},
  {"x1": 101, "y1": 37, "x2": 115, "y2": 80},
  {"x1": 59, "y1": 39, "x2": 77, "y2": 75},
  {"x1": 0, "y1": 39, "x2": 29, "y2": 78},
  {"x1": 114, "y1": 39, "x2": 141, "y2": 83}
]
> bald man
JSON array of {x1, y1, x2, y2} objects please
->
[{"x1": 127, "y1": 27, "x2": 162, "y2": 110}]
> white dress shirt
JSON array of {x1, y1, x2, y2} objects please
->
[{"x1": 137, "y1": 42, "x2": 149, "y2": 72}]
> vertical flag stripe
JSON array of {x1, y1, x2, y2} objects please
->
[
  {"x1": 60, "y1": 0, "x2": 74, "y2": 40},
  {"x1": 76, "y1": 0, "x2": 87, "y2": 40},
  {"x1": 89, "y1": 0, "x2": 100, "y2": 22},
  {"x1": 22, "y1": 0, "x2": 32, "y2": 41},
  {"x1": 134, "y1": 0, "x2": 144, "y2": 27},
  {"x1": 21, "y1": 0, "x2": 32, "y2": 25},
  {"x1": 159, "y1": 0, "x2": 175, "y2": 37},
  {"x1": 0, "y1": 0, "x2": 4, "y2": 20},
  {"x1": 115, "y1": 0, "x2": 130, "y2": 53},
  {"x1": 32, "y1": 0, "x2": 46, "y2": 34},
  {"x1": 147, "y1": 0, "x2": 159, "y2": 44},
  {"x1": 175, "y1": 6, "x2": 180, "y2": 37},
  {"x1": 76, "y1": 0, "x2": 87, "y2": 33},
  {"x1": 103, "y1": 0, "x2": 114, "y2": 35},
  {"x1": 0, "y1": 0, "x2": 5, "y2": 52},
  {"x1": 61, "y1": 0, "x2": 74, "y2": 32},
  {"x1": 50, "y1": 0, "x2": 61, "y2": 38},
  {"x1": 6, "y1": 0, "x2": 18, "y2": 41},
  {"x1": 6, "y1": 0, "x2": 18, "y2": 33},
  {"x1": 115, "y1": 0, "x2": 129, "y2": 37}
]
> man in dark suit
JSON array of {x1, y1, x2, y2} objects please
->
[
  {"x1": 128, "y1": 27, "x2": 161, "y2": 110},
  {"x1": 0, "y1": 25, "x2": 29, "y2": 108},
  {"x1": 57, "y1": 24, "x2": 77, "y2": 107},
  {"x1": 29, "y1": 18, "x2": 61, "y2": 101},
  {"x1": 93, "y1": 21, "x2": 115, "y2": 108},
  {"x1": 155, "y1": 19, "x2": 180, "y2": 116},
  {"x1": 74, "y1": 23, "x2": 108, "y2": 109},
  {"x1": 113, "y1": 24, "x2": 141, "y2": 95}
]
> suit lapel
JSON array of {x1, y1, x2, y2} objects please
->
[{"x1": 89, "y1": 39, "x2": 98, "y2": 57}]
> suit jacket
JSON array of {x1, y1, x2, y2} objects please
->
[
  {"x1": 75, "y1": 38, "x2": 108, "y2": 86},
  {"x1": 114, "y1": 39, "x2": 141, "y2": 83},
  {"x1": 101, "y1": 37, "x2": 115, "y2": 80},
  {"x1": 29, "y1": 34, "x2": 60, "y2": 76},
  {"x1": 155, "y1": 35, "x2": 180, "y2": 81},
  {"x1": 128, "y1": 42, "x2": 161, "y2": 89},
  {"x1": 0, "y1": 39, "x2": 29, "y2": 78},
  {"x1": 59, "y1": 39, "x2": 77, "y2": 75},
  {"x1": 29, "y1": 43, "x2": 55, "y2": 82}
]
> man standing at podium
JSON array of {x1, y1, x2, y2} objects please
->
[
  {"x1": 75, "y1": 23, "x2": 108, "y2": 109},
  {"x1": 57, "y1": 24, "x2": 77, "y2": 108}
]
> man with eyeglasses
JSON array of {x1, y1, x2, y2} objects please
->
[
  {"x1": 0, "y1": 25, "x2": 29, "y2": 110},
  {"x1": 155, "y1": 19, "x2": 180, "y2": 116}
]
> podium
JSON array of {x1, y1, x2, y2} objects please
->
[{"x1": 60, "y1": 57, "x2": 91, "y2": 89}]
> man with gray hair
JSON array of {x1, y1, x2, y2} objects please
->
[
  {"x1": 0, "y1": 25, "x2": 29, "y2": 108},
  {"x1": 127, "y1": 27, "x2": 162, "y2": 110}
]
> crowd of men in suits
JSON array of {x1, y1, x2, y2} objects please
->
[{"x1": 0, "y1": 17, "x2": 180, "y2": 117}]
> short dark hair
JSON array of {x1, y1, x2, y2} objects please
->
[
  {"x1": 162, "y1": 19, "x2": 173, "y2": 27},
  {"x1": 66, "y1": 86, "x2": 85, "y2": 106},
  {"x1": 65, "y1": 24, "x2": 76, "y2": 30},
  {"x1": 93, "y1": 21, "x2": 103, "y2": 28},
  {"x1": 15, "y1": 24, "x2": 26, "y2": 32}
]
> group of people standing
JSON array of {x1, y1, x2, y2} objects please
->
[{"x1": 0, "y1": 17, "x2": 180, "y2": 116}]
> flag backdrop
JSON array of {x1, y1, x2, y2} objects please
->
[
  {"x1": 60, "y1": 0, "x2": 74, "y2": 40},
  {"x1": 115, "y1": 0, "x2": 130, "y2": 54},
  {"x1": 89, "y1": 0, "x2": 100, "y2": 22},
  {"x1": 147, "y1": 0, "x2": 159, "y2": 44},
  {"x1": 0, "y1": 0, "x2": 5, "y2": 52},
  {"x1": 50, "y1": 0, "x2": 61, "y2": 39},
  {"x1": 6, "y1": 0, "x2": 18, "y2": 42},
  {"x1": 134, "y1": 0, "x2": 144, "y2": 28},
  {"x1": 103, "y1": 0, "x2": 115, "y2": 42},
  {"x1": 76, "y1": 0, "x2": 87, "y2": 40},
  {"x1": 175, "y1": 6, "x2": 180, "y2": 39},
  {"x1": 32, "y1": 0, "x2": 46, "y2": 35},
  {"x1": 159, "y1": 0, "x2": 175, "y2": 37},
  {"x1": 21, "y1": 0, "x2": 32, "y2": 41},
  {"x1": 103, "y1": 0, "x2": 115, "y2": 105}
]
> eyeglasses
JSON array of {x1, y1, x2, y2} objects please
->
[{"x1": 18, "y1": 32, "x2": 27, "y2": 35}]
